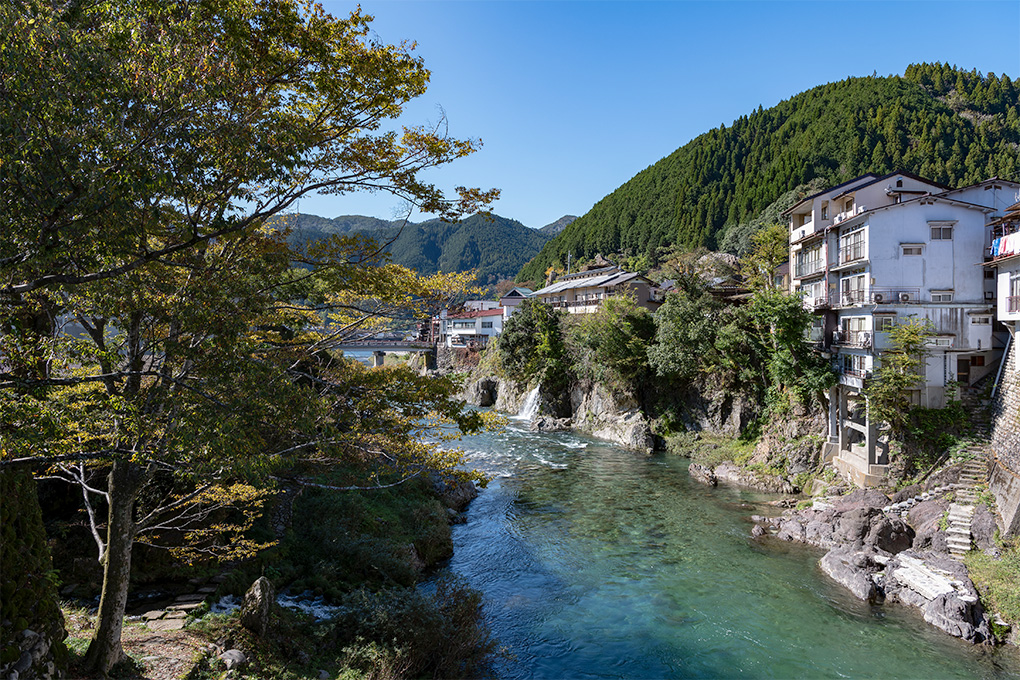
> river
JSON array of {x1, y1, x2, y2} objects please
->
[{"x1": 443, "y1": 415, "x2": 1020, "y2": 679}]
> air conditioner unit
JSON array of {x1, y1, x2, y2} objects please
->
[
  {"x1": 873, "y1": 293, "x2": 884, "y2": 303},
  {"x1": 899, "y1": 292, "x2": 911, "y2": 303}
]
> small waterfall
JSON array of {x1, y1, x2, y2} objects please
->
[{"x1": 515, "y1": 386, "x2": 541, "y2": 420}]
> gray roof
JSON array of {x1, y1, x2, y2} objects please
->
[{"x1": 534, "y1": 271, "x2": 646, "y2": 296}]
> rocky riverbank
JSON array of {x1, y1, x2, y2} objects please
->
[{"x1": 751, "y1": 483, "x2": 1004, "y2": 644}]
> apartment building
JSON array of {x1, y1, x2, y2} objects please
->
[{"x1": 787, "y1": 172, "x2": 1020, "y2": 485}]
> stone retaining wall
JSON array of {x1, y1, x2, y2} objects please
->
[{"x1": 990, "y1": 336, "x2": 1020, "y2": 537}]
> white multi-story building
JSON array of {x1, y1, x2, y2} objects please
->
[{"x1": 787, "y1": 172, "x2": 1020, "y2": 485}]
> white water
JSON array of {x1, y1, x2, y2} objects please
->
[{"x1": 514, "y1": 386, "x2": 541, "y2": 420}]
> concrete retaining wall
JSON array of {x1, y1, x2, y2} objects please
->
[{"x1": 990, "y1": 336, "x2": 1020, "y2": 537}]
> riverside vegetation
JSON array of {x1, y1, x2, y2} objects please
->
[{"x1": 1, "y1": 1, "x2": 502, "y2": 678}]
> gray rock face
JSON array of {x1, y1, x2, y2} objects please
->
[
  {"x1": 462, "y1": 377, "x2": 498, "y2": 407},
  {"x1": 971, "y1": 504, "x2": 998, "y2": 551},
  {"x1": 431, "y1": 475, "x2": 478, "y2": 511},
  {"x1": 530, "y1": 416, "x2": 572, "y2": 432},
  {"x1": 240, "y1": 577, "x2": 274, "y2": 637},
  {"x1": 908, "y1": 499, "x2": 950, "y2": 553},
  {"x1": 713, "y1": 462, "x2": 796, "y2": 494},
  {"x1": 570, "y1": 381, "x2": 653, "y2": 452}
]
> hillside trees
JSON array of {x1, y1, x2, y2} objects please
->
[
  {"x1": 518, "y1": 64, "x2": 1020, "y2": 284},
  {"x1": 1, "y1": 0, "x2": 495, "y2": 673}
]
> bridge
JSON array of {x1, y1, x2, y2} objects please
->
[{"x1": 337, "y1": 340, "x2": 437, "y2": 368}]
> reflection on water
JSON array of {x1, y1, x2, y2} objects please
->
[{"x1": 445, "y1": 418, "x2": 1020, "y2": 679}]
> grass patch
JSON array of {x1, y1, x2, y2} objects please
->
[
  {"x1": 689, "y1": 434, "x2": 757, "y2": 469},
  {"x1": 965, "y1": 539, "x2": 1020, "y2": 628}
]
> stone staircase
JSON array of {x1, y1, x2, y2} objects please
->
[{"x1": 946, "y1": 452, "x2": 988, "y2": 560}]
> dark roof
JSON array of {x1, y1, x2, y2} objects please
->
[{"x1": 782, "y1": 170, "x2": 949, "y2": 217}]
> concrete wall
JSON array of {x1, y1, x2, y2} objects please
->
[{"x1": 990, "y1": 333, "x2": 1020, "y2": 537}]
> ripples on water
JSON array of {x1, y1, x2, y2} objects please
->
[{"x1": 444, "y1": 417, "x2": 1020, "y2": 679}]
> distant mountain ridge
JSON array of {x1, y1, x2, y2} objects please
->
[
  {"x1": 273, "y1": 212, "x2": 553, "y2": 285},
  {"x1": 539, "y1": 215, "x2": 578, "y2": 236},
  {"x1": 517, "y1": 63, "x2": 1020, "y2": 285}
]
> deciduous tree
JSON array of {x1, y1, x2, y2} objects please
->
[{"x1": 1, "y1": 1, "x2": 495, "y2": 673}]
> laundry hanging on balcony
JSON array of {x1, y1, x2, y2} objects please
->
[{"x1": 991, "y1": 232, "x2": 1020, "y2": 258}]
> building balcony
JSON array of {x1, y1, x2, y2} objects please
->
[{"x1": 832, "y1": 330, "x2": 872, "y2": 348}]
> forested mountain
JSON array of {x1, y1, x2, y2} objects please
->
[
  {"x1": 517, "y1": 63, "x2": 1020, "y2": 285},
  {"x1": 277, "y1": 212, "x2": 552, "y2": 286}
]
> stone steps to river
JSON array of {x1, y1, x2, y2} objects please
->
[{"x1": 946, "y1": 455, "x2": 989, "y2": 560}]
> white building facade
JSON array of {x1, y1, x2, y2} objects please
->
[{"x1": 787, "y1": 172, "x2": 1020, "y2": 485}]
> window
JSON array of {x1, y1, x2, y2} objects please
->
[
  {"x1": 930, "y1": 226, "x2": 954, "y2": 240},
  {"x1": 896, "y1": 179, "x2": 903, "y2": 188},
  {"x1": 877, "y1": 317, "x2": 896, "y2": 331},
  {"x1": 839, "y1": 229, "x2": 866, "y2": 263},
  {"x1": 971, "y1": 316, "x2": 991, "y2": 325},
  {"x1": 481, "y1": 321, "x2": 493, "y2": 329},
  {"x1": 984, "y1": 269, "x2": 996, "y2": 279},
  {"x1": 931, "y1": 290, "x2": 954, "y2": 302},
  {"x1": 972, "y1": 355, "x2": 986, "y2": 367},
  {"x1": 821, "y1": 204, "x2": 828, "y2": 220},
  {"x1": 845, "y1": 197, "x2": 854, "y2": 213},
  {"x1": 901, "y1": 245, "x2": 923, "y2": 256}
]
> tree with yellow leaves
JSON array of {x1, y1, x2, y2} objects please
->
[{"x1": 1, "y1": 0, "x2": 496, "y2": 673}]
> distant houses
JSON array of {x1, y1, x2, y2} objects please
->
[
  {"x1": 531, "y1": 263, "x2": 661, "y2": 314},
  {"x1": 786, "y1": 171, "x2": 1020, "y2": 485}
]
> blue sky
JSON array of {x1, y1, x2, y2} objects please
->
[{"x1": 307, "y1": 0, "x2": 1020, "y2": 228}]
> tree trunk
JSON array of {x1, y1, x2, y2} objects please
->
[{"x1": 84, "y1": 459, "x2": 146, "y2": 675}]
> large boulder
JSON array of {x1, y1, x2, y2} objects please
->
[
  {"x1": 819, "y1": 548, "x2": 881, "y2": 602},
  {"x1": 688, "y1": 463, "x2": 717, "y2": 487},
  {"x1": 240, "y1": 577, "x2": 275, "y2": 637},
  {"x1": 907, "y1": 499, "x2": 950, "y2": 554},
  {"x1": 883, "y1": 551, "x2": 991, "y2": 643}
]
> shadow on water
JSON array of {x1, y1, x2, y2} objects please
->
[{"x1": 443, "y1": 418, "x2": 1020, "y2": 679}]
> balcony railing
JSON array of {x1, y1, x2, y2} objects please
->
[
  {"x1": 837, "y1": 290, "x2": 866, "y2": 307},
  {"x1": 794, "y1": 261, "x2": 825, "y2": 278},
  {"x1": 1008, "y1": 295, "x2": 1020, "y2": 313},
  {"x1": 833, "y1": 329, "x2": 872, "y2": 348}
]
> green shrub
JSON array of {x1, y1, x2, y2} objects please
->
[{"x1": 324, "y1": 575, "x2": 499, "y2": 679}]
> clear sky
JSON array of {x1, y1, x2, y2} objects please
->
[{"x1": 306, "y1": 0, "x2": 1020, "y2": 229}]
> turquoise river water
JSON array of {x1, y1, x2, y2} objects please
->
[{"x1": 443, "y1": 415, "x2": 1020, "y2": 679}]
